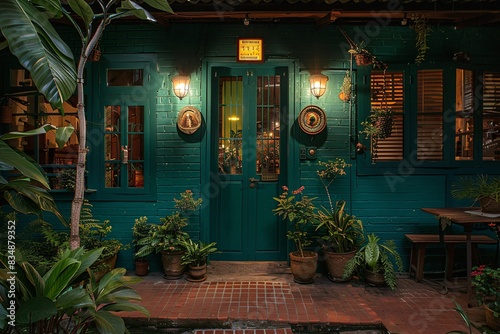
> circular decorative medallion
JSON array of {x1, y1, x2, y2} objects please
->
[
  {"x1": 298, "y1": 105, "x2": 327, "y2": 135},
  {"x1": 177, "y1": 106, "x2": 202, "y2": 134}
]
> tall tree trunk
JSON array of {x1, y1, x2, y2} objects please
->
[{"x1": 69, "y1": 27, "x2": 106, "y2": 250}]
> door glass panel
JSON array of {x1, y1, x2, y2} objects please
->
[
  {"x1": 256, "y1": 75, "x2": 280, "y2": 175},
  {"x1": 128, "y1": 106, "x2": 144, "y2": 188},
  {"x1": 107, "y1": 69, "x2": 144, "y2": 86},
  {"x1": 218, "y1": 76, "x2": 243, "y2": 174},
  {"x1": 105, "y1": 106, "x2": 121, "y2": 188},
  {"x1": 455, "y1": 69, "x2": 474, "y2": 160}
]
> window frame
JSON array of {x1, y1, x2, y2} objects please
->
[
  {"x1": 357, "y1": 62, "x2": 500, "y2": 176},
  {"x1": 87, "y1": 55, "x2": 157, "y2": 201}
]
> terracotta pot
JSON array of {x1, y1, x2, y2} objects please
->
[
  {"x1": 161, "y1": 250, "x2": 185, "y2": 280},
  {"x1": 355, "y1": 53, "x2": 373, "y2": 66},
  {"x1": 186, "y1": 263, "x2": 207, "y2": 282},
  {"x1": 135, "y1": 259, "x2": 149, "y2": 276},
  {"x1": 289, "y1": 251, "x2": 318, "y2": 284},
  {"x1": 324, "y1": 249, "x2": 356, "y2": 282},
  {"x1": 364, "y1": 269, "x2": 385, "y2": 287},
  {"x1": 93, "y1": 252, "x2": 118, "y2": 281},
  {"x1": 485, "y1": 303, "x2": 500, "y2": 331}
]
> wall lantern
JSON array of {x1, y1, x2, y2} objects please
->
[
  {"x1": 172, "y1": 75, "x2": 191, "y2": 100},
  {"x1": 309, "y1": 74, "x2": 329, "y2": 99}
]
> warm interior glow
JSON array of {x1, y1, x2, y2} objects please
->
[
  {"x1": 309, "y1": 74, "x2": 329, "y2": 99},
  {"x1": 171, "y1": 75, "x2": 191, "y2": 100}
]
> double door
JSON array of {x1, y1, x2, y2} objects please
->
[{"x1": 209, "y1": 66, "x2": 289, "y2": 260}]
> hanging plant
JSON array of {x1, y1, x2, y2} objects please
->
[
  {"x1": 410, "y1": 14, "x2": 431, "y2": 65},
  {"x1": 360, "y1": 108, "x2": 395, "y2": 140},
  {"x1": 339, "y1": 70, "x2": 352, "y2": 102}
]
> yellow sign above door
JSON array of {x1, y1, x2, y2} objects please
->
[{"x1": 237, "y1": 38, "x2": 264, "y2": 62}]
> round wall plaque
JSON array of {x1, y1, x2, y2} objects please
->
[
  {"x1": 177, "y1": 106, "x2": 202, "y2": 134},
  {"x1": 298, "y1": 105, "x2": 326, "y2": 135}
]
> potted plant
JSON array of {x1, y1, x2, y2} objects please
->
[
  {"x1": 132, "y1": 216, "x2": 153, "y2": 276},
  {"x1": 135, "y1": 190, "x2": 202, "y2": 279},
  {"x1": 78, "y1": 200, "x2": 125, "y2": 281},
  {"x1": 273, "y1": 186, "x2": 318, "y2": 284},
  {"x1": 451, "y1": 175, "x2": 500, "y2": 213},
  {"x1": 181, "y1": 239, "x2": 218, "y2": 282},
  {"x1": 471, "y1": 265, "x2": 500, "y2": 330},
  {"x1": 315, "y1": 159, "x2": 364, "y2": 282},
  {"x1": 342, "y1": 233, "x2": 403, "y2": 290},
  {"x1": 360, "y1": 107, "x2": 395, "y2": 140}
]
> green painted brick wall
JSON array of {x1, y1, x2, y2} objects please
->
[{"x1": 11, "y1": 22, "x2": 499, "y2": 273}]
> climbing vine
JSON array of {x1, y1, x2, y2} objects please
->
[{"x1": 410, "y1": 14, "x2": 431, "y2": 65}]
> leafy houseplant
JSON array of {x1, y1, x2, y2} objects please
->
[
  {"x1": 360, "y1": 108, "x2": 395, "y2": 140},
  {"x1": 135, "y1": 190, "x2": 203, "y2": 279},
  {"x1": 273, "y1": 186, "x2": 319, "y2": 283},
  {"x1": 472, "y1": 265, "x2": 500, "y2": 330},
  {"x1": 273, "y1": 186, "x2": 317, "y2": 257},
  {"x1": 451, "y1": 175, "x2": 500, "y2": 213},
  {"x1": 132, "y1": 216, "x2": 154, "y2": 275},
  {"x1": 181, "y1": 239, "x2": 218, "y2": 282},
  {"x1": 342, "y1": 233, "x2": 403, "y2": 290},
  {"x1": 315, "y1": 158, "x2": 363, "y2": 282}
]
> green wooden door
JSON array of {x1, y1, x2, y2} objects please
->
[{"x1": 210, "y1": 67, "x2": 288, "y2": 261}]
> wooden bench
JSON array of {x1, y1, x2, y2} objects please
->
[{"x1": 405, "y1": 233, "x2": 498, "y2": 282}]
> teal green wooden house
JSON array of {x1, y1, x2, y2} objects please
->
[{"x1": 2, "y1": 0, "x2": 500, "y2": 273}]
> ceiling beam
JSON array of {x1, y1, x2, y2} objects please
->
[{"x1": 315, "y1": 11, "x2": 341, "y2": 27}]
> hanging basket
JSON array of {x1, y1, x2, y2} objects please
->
[
  {"x1": 374, "y1": 113, "x2": 394, "y2": 139},
  {"x1": 89, "y1": 44, "x2": 101, "y2": 62},
  {"x1": 355, "y1": 53, "x2": 373, "y2": 66}
]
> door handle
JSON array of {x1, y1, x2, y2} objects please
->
[{"x1": 249, "y1": 177, "x2": 259, "y2": 188}]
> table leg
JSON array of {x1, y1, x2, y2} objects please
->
[{"x1": 464, "y1": 225, "x2": 473, "y2": 307}]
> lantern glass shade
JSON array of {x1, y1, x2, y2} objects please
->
[
  {"x1": 309, "y1": 74, "x2": 329, "y2": 99},
  {"x1": 172, "y1": 75, "x2": 191, "y2": 100}
]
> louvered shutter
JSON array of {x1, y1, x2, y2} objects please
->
[
  {"x1": 482, "y1": 72, "x2": 500, "y2": 160},
  {"x1": 417, "y1": 69, "x2": 443, "y2": 160},
  {"x1": 370, "y1": 71, "x2": 404, "y2": 161}
]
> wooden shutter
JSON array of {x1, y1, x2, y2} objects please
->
[
  {"x1": 417, "y1": 69, "x2": 443, "y2": 160},
  {"x1": 370, "y1": 71, "x2": 404, "y2": 161},
  {"x1": 482, "y1": 72, "x2": 500, "y2": 160}
]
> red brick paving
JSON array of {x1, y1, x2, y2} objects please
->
[{"x1": 122, "y1": 271, "x2": 488, "y2": 334}]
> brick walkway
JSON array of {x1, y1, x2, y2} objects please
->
[{"x1": 122, "y1": 262, "x2": 488, "y2": 334}]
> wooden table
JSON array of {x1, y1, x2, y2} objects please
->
[{"x1": 421, "y1": 207, "x2": 500, "y2": 306}]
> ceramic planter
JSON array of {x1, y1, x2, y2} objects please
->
[
  {"x1": 93, "y1": 251, "x2": 118, "y2": 282},
  {"x1": 364, "y1": 269, "x2": 385, "y2": 287},
  {"x1": 289, "y1": 251, "x2": 318, "y2": 284},
  {"x1": 324, "y1": 249, "x2": 356, "y2": 282},
  {"x1": 186, "y1": 263, "x2": 208, "y2": 282},
  {"x1": 485, "y1": 303, "x2": 500, "y2": 331},
  {"x1": 135, "y1": 259, "x2": 149, "y2": 276},
  {"x1": 161, "y1": 250, "x2": 185, "y2": 279}
]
